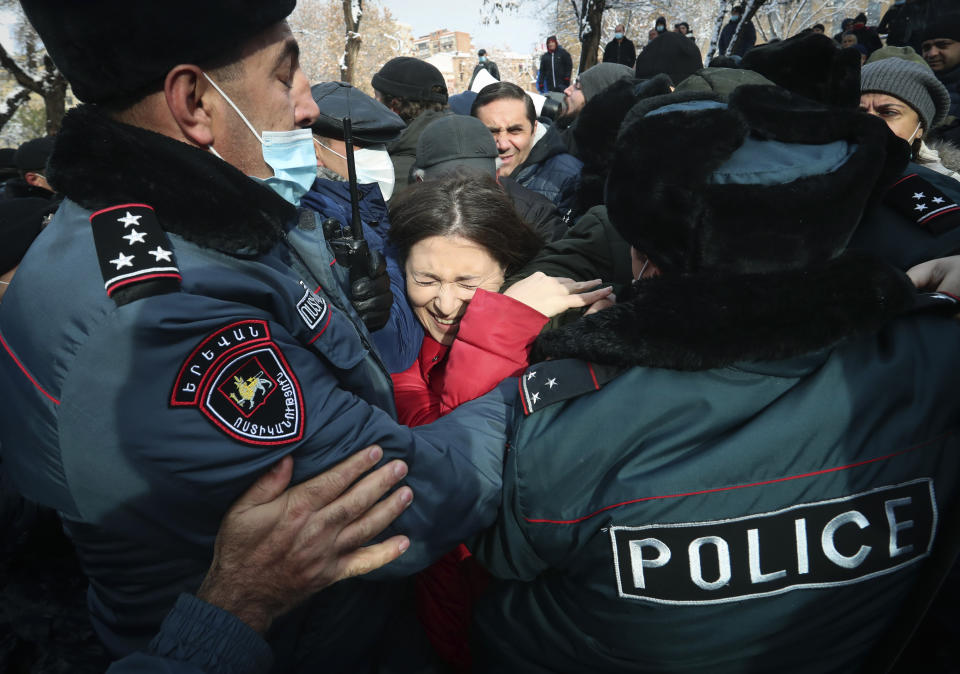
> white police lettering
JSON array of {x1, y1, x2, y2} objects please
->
[
  {"x1": 609, "y1": 480, "x2": 936, "y2": 605},
  {"x1": 629, "y1": 538, "x2": 670, "y2": 589},
  {"x1": 297, "y1": 289, "x2": 328, "y2": 330},
  {"x1": 885, "y1": 497, "x2": 914, "y2": 558},
  {"x1": 821, "y1": 511, "x2": 871, "y2": 569},
  {"x1": 688, "y1": 536, "x2": 731, "y2": 590},
  {"x1": 748, "y1": 528, "x2": 787, "y2": 584}
]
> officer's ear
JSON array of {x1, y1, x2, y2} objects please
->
[{"x1": 165, "y1": 64, "x2": 215, "y2": 149}]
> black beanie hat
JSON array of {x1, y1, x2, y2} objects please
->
[
  {"x1": 20, "y1": 0, "x2": 296, "y2": 104},
  {"x1": 371, "y1": 57, "x2": 448, "y2": 103},
  {"x1": 634, "y1": 32, "x2": 703, "y2": 85},
  {"x1": 14, "y1": 136, "x2": 55, "y2": 173},
  {"x1": 605, "y1": 85, "x2": 908, "y2": 275},
  {"x1": 919, "y1": 12, "x2": 960, "y2": 44}
]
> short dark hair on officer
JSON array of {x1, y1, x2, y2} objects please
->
[
  {"x1": 478, "y1": 49, "x2": 487, "y2": 57},
  {"x1": 19, "y1": 0, "x2": 295, "y2": 105},
  {"x1": 471, "y1": 81, "x2": 537, "y2": 129}
]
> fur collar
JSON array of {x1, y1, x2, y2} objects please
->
[
  {"x1": 48, "y1": 104, "x2": 295, "y2": 255},
  {"x1": 534, "y1": 252, "x2": 916, "y2": 370}
]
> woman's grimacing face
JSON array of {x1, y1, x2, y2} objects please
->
[
  {"x1": 404, "y1": 235, "x2": 506, "y2": 345},
  {"x1": 859, "y1": 92, "x2": 923, "y2": 143}
]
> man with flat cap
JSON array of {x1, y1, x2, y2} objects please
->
[
  {"x1": 302, "y1": 80, "x2": 422, "y2": 374},
  {"x1": 371, "y1": 56, "x2": 451, "y2": 197},
  {"x1": 5, "y1": 136, "x2": 57, "y2": 200},
  {"x1": 0, "y1": 1, "x2": 517, "y2": 671}
]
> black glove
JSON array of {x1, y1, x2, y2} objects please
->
[{"x1": 351, "y1": 248, "x2": 392, "y2": 332}]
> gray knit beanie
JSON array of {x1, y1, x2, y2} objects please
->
[
  {"x1": 861, "y1": 58, "x2": 951, "y2": 131},
  {"x1": 578, "y1": 62, "x2": 634, "y2": 101}
]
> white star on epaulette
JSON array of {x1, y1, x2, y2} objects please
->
[
  {"x1": 90, "y1": 203, "x2": 182, "y2": 305},
  {"x1": 122, "y1": 229, "x2": 147, "y2": 245},
  {"x1": 118, "y1": 211, "x2": 143, "y2": 228},
  {"x1": 110, "y1": 252, "x2": 135, "y2": 269}
]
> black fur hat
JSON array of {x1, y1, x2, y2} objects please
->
[
  {"x1": 741, "y1": 32, "x2": 861, "y2": 108},
  {"x1": 605, "y1": 85, "x2": 909, "y2": 276},
  {"x1": 20, "y1": 0, "x2": 296, "y2": 103}
]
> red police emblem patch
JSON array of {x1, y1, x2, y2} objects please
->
[{"x1": 171, "y1": 321, "x2": 304, "y2": 446}]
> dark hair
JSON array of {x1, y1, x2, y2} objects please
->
[
  {"x1": 471, "y1": 81, "x2": 537, "y2": 129},
  {"x1": 387, "y1": 172, "x2": 543, "y2": 276},
  {"x1": 377, "y1": 92, "x2": 447, "y2": 125},
  {"x1": 732, "y1": 5, "x2": 745, "y2": 14},
  {"x1": 812, "y1": 23, "x2": 825, "y2": 31}
]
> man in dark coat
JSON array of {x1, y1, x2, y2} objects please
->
[
  {"x1": 538, "y1": 35, "x2": 573, "y2": 93},
  {"x1": 602, "y1": 24, "x2": 636, "y2": 68},
  {"x1": 472, "y1": 84, "x2": 960, "y2": 674},
  {"x1": 468, "y1": 49, "x2": 500, "y2": 89},
  {"x1": 719, "y1": 4, "x2": 757, "y2": 57}
]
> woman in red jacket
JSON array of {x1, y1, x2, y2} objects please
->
[{"x1": 387, "y1": 174, "x2": 611, "y2": 670}]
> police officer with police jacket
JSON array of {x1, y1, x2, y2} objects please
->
[{"x1": 0, "y1": 2, "x2": 516, "y2": 670}]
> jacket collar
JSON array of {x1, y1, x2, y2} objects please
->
[
  {"x1": 48, "y1": 104, "x2": 296, "y2": 255},
  {"x1": 534, "y1": 252, "x2": 917, "y2": 371},
  {"x1": 516, "y1": 123, "x2": 566, "y2": 175}
]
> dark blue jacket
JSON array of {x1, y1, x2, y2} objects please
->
[
  {"x1": 107, "y1": 594, "x2": 272, "y2": 674},
  {"x1": 719, "y1": 18, "x2": 756, "y2": 57},
  {"x1": 512, "y1": 123, "x2": 583, "y2": 213},
  {"x1": 300, "y1": 178, "x2": 422, "y2": 374},
  {"x1": 0, "y1": 105, "x2": 515, "y2": 668}
]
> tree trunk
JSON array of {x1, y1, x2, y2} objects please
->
[
  {"x1": 341, "y1": 0, "x2": 363, "y2": 84},
  {"x1": 706, "y1": 0, "x2": 730, "y2": 63},
  {"x1": 579, "y1": 0, "x2": 605, "y2": 71},
  {"x1": 43, "y1": 73, "x2": 67, "y2": 134}
]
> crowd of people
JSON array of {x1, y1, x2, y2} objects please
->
[{"x1": 4, "y1": 0, "x2": 960, "y2": 672}]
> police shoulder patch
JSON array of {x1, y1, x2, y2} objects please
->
[
  {"x1": 89, "y1": 203, "x2": 181, "y2": 305},
  {"x1": 519, "y1": 359, "x2": 624, "y2": 415},
  {"x1": 171, "y1": 320, "x2": 305, "y2": 446},
  {"x1": 885, "y1": 173, "x2": 960, "y2": 235}
]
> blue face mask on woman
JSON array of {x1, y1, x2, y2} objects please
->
[{"x1": 203, "y1": 72, "x2": 317, "y2": 207}]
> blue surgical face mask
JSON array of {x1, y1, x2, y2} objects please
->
[
  {"x1": 203, "y1": 72, "x2": 317, "y2": 206},
  {"x1": 656, "y1": 24, "x2": 666, "y2": 32},
  {"x1": 479, "y1": 55, "x2": 487, "y2": 63},
  {"x1": 731, "y1": 14, "x2": 741, "y2": 21},
  {"x1": 614, "y1": 32, "x2": 624, "y2": 39}
]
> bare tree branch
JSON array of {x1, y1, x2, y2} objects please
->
[
  {"x1": 0, "y1": 41, "x2": 43, "y2": 94},
  {"x1": 0, "y1": 86, "x2": 32, "y2": 132}
]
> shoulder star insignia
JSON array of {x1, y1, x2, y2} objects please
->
[
  {"x1": 122, "y1": 229, "x2": 147, "y2": 245},
  {"x1": 912, "y1": 192, "x2": 926, "y2": 200},
  {"x1": 527, "y1": 371, "x2": 537, "y2": 380},
  {"x1": 546, "y1": 377, "x2": 558, "y2": 389},
  {"x1": 531, "y1": 391, "x2": 541, "y2": 403},
  {"x1": 117, "y1": 211, "x2": 143, "y2": 228},
  {"x1": 110, "y1": 252, "x2": 135, "y2": 269},
  {"x1": 148, "y1": 246, "x2": 173, "y2": 262},
  {"x1": 933, "y1": 196, "x2": 946, "y2": 204},
  {"x1": 915, "y1": 203, "x2": 929, "y2": 212}
]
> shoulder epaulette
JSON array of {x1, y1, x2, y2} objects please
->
[
  {"x1": 885, "y1": 173, "x2": 960, "y2": 235},
  {"x1": 519, "y1": 359, "x2": 625, "y2": 416},
  {"x1": 89, "y1": 203, "x2": 181, "y2": 306}
]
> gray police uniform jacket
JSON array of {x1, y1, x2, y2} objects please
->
[
  {"x1": 0, "y1": 105, "x2": 514, "y2": 664},
  {"x1": 472, "y1": 252, "x2": 960, "y2": 673}
]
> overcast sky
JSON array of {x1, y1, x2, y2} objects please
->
[{"x1": 381, "y1": 0, "x2": 547, "y2": 54}]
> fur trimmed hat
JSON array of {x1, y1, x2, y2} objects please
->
[
  {"x1": 372, "y1": 57, "x2": 448, "y2": 103},
  {"x1": 605, "y1": 85, "x2": 909, "y2": 276},
  {"x1": 20, "y1": 0, "x2": 295, "y2": 104},
  {"x1": 741, "y1": 32, "x2": 861, "y2": 107}
]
